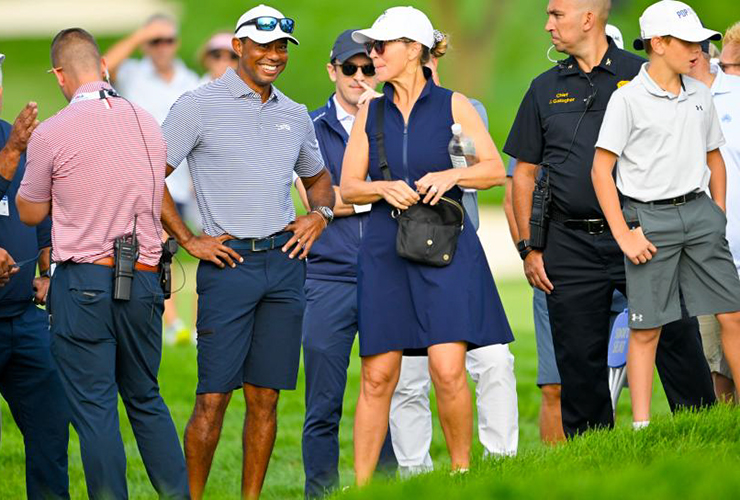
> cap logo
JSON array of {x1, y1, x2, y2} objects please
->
[{"x1": 676, "y1": 8, "x2": 690, "y2": 18}]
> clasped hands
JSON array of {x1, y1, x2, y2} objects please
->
[{"x1": 379, "y1": 169, "x2": 462, "y2": 210}]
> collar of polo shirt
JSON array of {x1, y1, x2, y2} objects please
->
[
  {"x1": 559, "y1": 37, "x2": 621, "y2": 77},
  {"x1": 222, "y1": 67, "x2": 281, "y2": 101},
  {"x1": 638, "y1": 63, "x2": 696, "y2": 100},
  {"x1": 710, "y1": 62, "x2": 734, "y2": 96}
]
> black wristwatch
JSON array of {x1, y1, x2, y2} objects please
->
[
  {"x1": 516, "y1": 239, "x2": 533, "y2": 261},
  {"x1": 313, "y1": 206, "x2": 334, "y2": 225},
  {"x1": 38, "y1": 269, "x2": 51, "y2": 278}
]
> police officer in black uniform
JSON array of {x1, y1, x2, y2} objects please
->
[{"x1": 504, "y1": 0, "x2": 714, "y2": 437}]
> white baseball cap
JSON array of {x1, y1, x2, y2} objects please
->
[
  {"x1": 234, "y1": 4, "x2": 299, "y2": 45},
  {"x1": 633, "y1": 1, "x2": 721, "y2": 50},
  {"x1": 606, "y1": 24, "x2": 625, "y2": 50},
  {"x1": 352, "y1": 6, "x2": 435, "y2": 49}
]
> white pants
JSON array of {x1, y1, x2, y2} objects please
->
[{"x1": 389, "y1": 344, "x2": 518, "y2": 476}]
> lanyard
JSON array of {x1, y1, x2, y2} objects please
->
[{"x1": 70, "y1": 88, "x2": 120, "y2": 109}]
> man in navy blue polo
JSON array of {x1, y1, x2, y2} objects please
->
[
  {"x1": 0, "y1": 53, "x2": 70, "y2": 499},
  {"x1": 298, "y1": 30, "x2": 396, "y2": 498}
]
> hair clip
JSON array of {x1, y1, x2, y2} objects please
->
[{"x1": 433, "y1": 30, "x2": 445, "y2": 43}]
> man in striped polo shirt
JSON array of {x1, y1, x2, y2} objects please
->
[
  {"x1": 17, "y1": 29, "x2": 189, "y2": 499},
  {"x1": 160, "y1": 5, "x2": 334, "y2": 498}
]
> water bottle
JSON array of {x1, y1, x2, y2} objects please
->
[{"x1": 448, "y1": 123, "x2": 477, "y2": 192}]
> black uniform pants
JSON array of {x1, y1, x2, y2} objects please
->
[{"x1": 543, "y1": 220, "x2": 715, "y2": 437}]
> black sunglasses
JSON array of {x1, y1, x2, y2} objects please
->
[
  {"x1": 719, "y1": 62, "x2": 740, "y2": 72},
  {"x1": 336, "y1": 61, "x2": 375, "y2": 77},
  {"x1": 149, "y1": 37, "x2": 177, "y2": 46},
  {"x1": 363, "y1": 38, "x2": 411, "y2": 56},
  {"x1": 236, "y1": 16, "x2": 295, "y2": 34},
  {"x1": 208, "y1": 50, "x2": 239, "y2": 61}
]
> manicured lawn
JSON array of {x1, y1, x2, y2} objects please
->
[{"x1": 2, "y1": 268, "x2": 688, "y2": 499}]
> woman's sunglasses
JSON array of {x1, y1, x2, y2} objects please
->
[
  {"x1": 364, "y1": 38, "x2": 412, "y2": 56},
  {"x1": 336, "y1": 61, "x2": 375, "y2": 77},
  {"x1": 236, "y1": 16, "x2": 295, "y2": 34},
  {"x1": 208, "y1": 50, "x2": 239, "y2": 62}
]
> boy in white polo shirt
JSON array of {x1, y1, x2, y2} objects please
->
[{"x1": 591, "y1": 0, "x2": 740, "y2": 428}]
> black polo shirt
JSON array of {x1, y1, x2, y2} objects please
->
[{"x1": 504, "y1": 38, "x2": 644, "y2": 218}]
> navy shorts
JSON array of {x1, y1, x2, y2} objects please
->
[{"x1": 195, "y1": 245, "x2": 306, "y2": 393}]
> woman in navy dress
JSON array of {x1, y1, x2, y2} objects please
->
[{"x1": 341, "y1": 6, "x2": 514, "y2": 484}]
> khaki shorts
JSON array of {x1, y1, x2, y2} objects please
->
[
  {"x1": 698, "y1": 315, "x2": 733, "y2": 379},
  {"x1": 623, "y1": 194, "x2": 740, "y2": 329}
]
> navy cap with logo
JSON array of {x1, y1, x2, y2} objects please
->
[{"x1": 329, "y1": 29, "x2": 366, "y2": 63}]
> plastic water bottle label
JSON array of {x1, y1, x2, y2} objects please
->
[{"x1": 450, "y1": 154, "x2": 468, "y2": 168}]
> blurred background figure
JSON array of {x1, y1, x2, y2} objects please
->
[
  {"x1": 198, "y1": 32, "x2": 238, "y2": 84},
  {"x1": 104, "y1": 14, "x2": 200, "y2": 345},
  {"x1": 720, "y1": 21, "x2": 740, "y2": 76},
  {"x1": 688, "y1": 39, "x2": 740, "y2": 403}
]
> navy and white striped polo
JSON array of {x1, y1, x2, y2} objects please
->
[{"x1": 162, "y1": 68, "x2": 324, "y2": 239}]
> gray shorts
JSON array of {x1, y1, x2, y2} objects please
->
[
  {"x1": 533, "y1": 288, "x2": 561, "y2": 386},
  {"x1": 622, "y1": 193, "x2": 740, "y2": 329}
]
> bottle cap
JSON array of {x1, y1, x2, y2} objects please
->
[{"x1": 451, "y1": 123, "x2": 462, "y2": 136}]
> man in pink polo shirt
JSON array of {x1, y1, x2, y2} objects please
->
[{"x1": 16, "y1": 28, "x2": 189, "y2": 499}]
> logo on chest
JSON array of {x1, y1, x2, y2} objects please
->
[
  {"x1": 722, "y1": 114, "x2": 732, "y2": 123},
  {"x1": 276, "y1": 124, "x2": 291, "y2": 131}
]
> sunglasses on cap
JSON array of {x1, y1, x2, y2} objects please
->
[
  {"x1": 236, "y1": 16, "x2": 295, "y2": 34},
  {"x1": 335, "y1": 61, "x2": 375, "y2": 77},
  {"x1": 364, "y1": 38, "x2": 412, "y2": 56},
  {"x1": 208, "y1": 49, "x2": 239, "y2": 61}
]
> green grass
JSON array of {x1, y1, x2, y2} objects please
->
[
  {"x1": 337, "y1": 405, "x2": 740, "y2": 500},
  {"x1": 1, "y1": 269, "x2": 698, "y2": 499}
]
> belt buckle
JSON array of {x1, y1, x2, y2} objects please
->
[
  {"x1": 673, "y1": 195, "x2": 687, "y2": 206},
  {"x1": 586, "y1": 219, "x2": 605, "y2": 235},
  {"x1": 250, "y1": 238, "x2": 266, "y2": 252}
]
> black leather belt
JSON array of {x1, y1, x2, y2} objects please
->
[
  {"x1": 550, "y1": 207, "x2": 609, "y2": 235},
  {"x1": 627, "y1": 191, "x2": 703, "y2": 206},
  {"x1": 225, "y1": 232, "x2": 293, "y2": 252}
]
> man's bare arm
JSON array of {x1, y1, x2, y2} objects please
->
[{"x1": 512, "y1": 160, "x2": 553, "y2": 293}]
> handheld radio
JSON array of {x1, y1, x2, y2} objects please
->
[{"x1": 113, "y1": 215, "x2": 139, "y2": 301}]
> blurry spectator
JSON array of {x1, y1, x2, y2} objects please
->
[
  {"x1": 720, "y1": 21, "x2": 740, "y2": 76},
  {"x1": 105, "y1": 14, "x2": 200, "y2": 345},
  {"x1": 688, "y1": 40, "x2": 740, "y2": 403},
  {"x1": 198, "y1": 32, "x2": 238, "y2": 84}
]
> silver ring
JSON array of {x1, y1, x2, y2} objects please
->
[{"x1": 430, "y1": 185, "x2": 439, "y2": 193}]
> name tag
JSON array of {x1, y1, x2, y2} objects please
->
[{"x1": 0, "y1": 196, "x2": 9, "y2": 216}]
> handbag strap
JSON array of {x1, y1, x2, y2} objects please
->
[{"x1": 373, "y1": 97, "x2": 392, "y2": 182}]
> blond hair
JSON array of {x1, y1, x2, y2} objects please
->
[
  {"x1": 725, "y1": 21, "x2": 740, "y2": 46},
  {"x1": 420, "y1": 31, "x2": 449, "y2": 65}
]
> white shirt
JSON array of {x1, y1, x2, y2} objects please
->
[
  {"x1": 332, "y1": 94, "x2": 355, "y2": 136},
  {"x1": 596, "y1": 63, "x2": 725, "y2": 202},
  {"x1": 710, "y1": 63, "x2": 740, "y2": 273},
  {"x1": 115, "y1": 57, "x2": 200, "y2": 204}
]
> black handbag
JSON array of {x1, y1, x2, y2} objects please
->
[{"x1": 374, "y1": 98, "x2": 465, "y2": 267}]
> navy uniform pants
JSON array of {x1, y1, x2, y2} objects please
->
[
  {"x1": 543, "y1": 221, "x2": 715, "y2": 437},
  {"x1": 0, "y1": 302, "x2": 70, "y2": 499},
  {"x1": 302, "y1": 279, "x2": 396, "y2": 499},
  {"x1": 49, "y1": 263, "x2": 189, "y2": 500}
]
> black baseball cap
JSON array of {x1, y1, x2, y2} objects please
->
[{"x1": 329, "y1": 29, "x2": 366, "y2": 63}]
